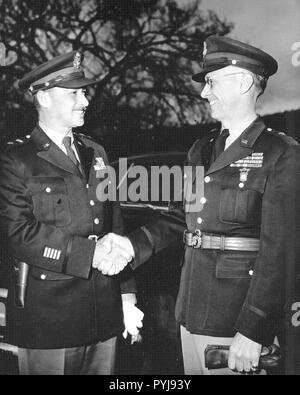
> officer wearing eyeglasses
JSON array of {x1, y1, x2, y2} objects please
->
[{"x1": 97, "y1": 35, "x2": 300, "y2": 375}]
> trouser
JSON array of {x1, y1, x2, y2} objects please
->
[
  {"x1": 18, "y1": 337, "x2": 117, "y2": 375},
  {"x1": 180, "y1": 326, "x2": 266, "y2": 375}
]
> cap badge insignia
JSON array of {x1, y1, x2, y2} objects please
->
[
  {"x1": 73, "y1": 52, "x2": 81, "y2": 69},
  {"x1": 203, "y1": 42, "x2": 207, "y2": 58}
]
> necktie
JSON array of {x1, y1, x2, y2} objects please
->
[
  {"x1": 62, "y1": 136, "x2": 82, "y2": 173},
  {"x1": 212, "y1": 129, "x2": 230, "y2": 161}
]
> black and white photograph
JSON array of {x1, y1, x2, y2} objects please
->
[{"x1": 0, "y1": 0, "x2": 299, "y2": 378}]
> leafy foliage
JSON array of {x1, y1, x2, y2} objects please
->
[{"x1": 0, "y1": 0, "x2": 233, "y2": 136}]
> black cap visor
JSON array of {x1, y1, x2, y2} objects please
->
[
  {"x1": 54, "y1": 76, "x2": 97, "y2": 89},
  {"x1": 192, "y1": 64, "x2": 227, "y2": 83}
]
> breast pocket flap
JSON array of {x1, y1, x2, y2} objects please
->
[{"x1": 28, "y1": 177, "x2": 67, "y2": 194}]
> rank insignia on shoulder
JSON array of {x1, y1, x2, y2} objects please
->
[
  {"x1": 7, "y1": 138, "x2": 25, "y2": 145},
  {"x1": 94, "y1": 157, "x2": 106, "y2": 171},
  {"x1": 231, "y1": 152, "x2": 264, "y2": 168},
  {"x1": 267, "y1": 128, "x2": 298, "y2": 146}
]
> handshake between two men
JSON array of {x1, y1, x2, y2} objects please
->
[
  {"x1": 93, "y1": 234, "x2": 144, "y2": 342},
  {"x1": 92, "y1": 233, "x2": 134, "y2": 276}
]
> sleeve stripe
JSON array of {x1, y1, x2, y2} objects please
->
[
  {"x1": 47, "y1": 248, "x2": 52, "y2": 258},
  {"x1": 43, "y1": 247, "x2": 62, "y2": 260},
  {"x1": 43, "y1": 247, "x2": 49, "y2": 258}
]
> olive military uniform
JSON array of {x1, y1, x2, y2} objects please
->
[
  {"x1": 124, "y1": 36, "x2": 300, "y2": 374},
  {"x1": 0, "y1": 50, "x2": 138, "y2": 375},
  {"x1": 0, "y1": 126, "x2": 135, "y2": 349},
  {"x1": 128, "y1": 117, "x2": 300, "y2": 346}
]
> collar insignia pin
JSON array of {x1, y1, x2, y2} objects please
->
[{"x1": 94, "y1": 157, "x2": 106, "y2": 171}]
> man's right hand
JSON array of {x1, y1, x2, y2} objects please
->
[{"x1": 92, "y1": 233, "x2": 135, "y2": 275}]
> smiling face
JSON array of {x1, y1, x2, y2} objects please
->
[
  {"x1": 45, "y1": 87, "x2": 89, "y2": 129},
  {"x1": 200, "y1": 66, "x2": 246, "y2": 124}
]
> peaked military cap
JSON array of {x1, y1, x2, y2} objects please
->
[
  {"x1": 192, "y1": 35, "x2": 278, "y2": 82},
  {"x1": 18, "y1": 51, "x2": 96, "y2": 94}
]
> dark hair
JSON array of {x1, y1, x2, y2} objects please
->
[{"x1": 253, "y1": 73, "x2": 268, "y2": 97}]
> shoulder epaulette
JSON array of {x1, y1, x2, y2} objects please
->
[
  {"x1": 1, "y1": 135, "x2": 31, "y2": 148},
  {"x1": 265, "y1": 128, "x2": 299, "y2": 146},
  {"x1": 75, "y1": 132, "x2": 94, "y2": 141}
]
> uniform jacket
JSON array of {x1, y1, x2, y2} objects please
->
[
  {"x1": 0, "y1": 125, "x2": 135, "y2": 349},
  {"x1": 128, "y1": 118, "x2": 300, "y2": 345}
]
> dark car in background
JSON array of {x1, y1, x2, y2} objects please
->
[{"x1": 112, "y1": 151, "x2": 187, "y2": 375}]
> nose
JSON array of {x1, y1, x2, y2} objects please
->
[
  {"x1": 79, "y1": 90, "x2": 89, "y2": 107},
  {"x1": 201, "y1": 82, "x2": 210, "y2": 99}
]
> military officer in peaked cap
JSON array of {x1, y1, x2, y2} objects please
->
[
  {"x1": 98, "y1": 35, "x2": 300, "y2": 374},
  {"x1": 0, "y1": 51, "x2": 142, "y2": 375}
]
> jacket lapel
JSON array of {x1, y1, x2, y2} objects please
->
[
  {"x1": 206, "y1": 117, "x2": 266, "y2": 176},
  {"x1": 202, "y1": 130, "x2": 219, "y2": 171},
  {"x1": 31, "y1": 126, "x2": 83, "y2": 178},
  {"x1": 206, "y1": 139, "x2": 254, "y2": 176},
  {"x1": 190, "y1": 130, "x2": 219, "y2": 184},
  {"x1": 74, "y1": 136, "x2": 95, "y2": 181}
]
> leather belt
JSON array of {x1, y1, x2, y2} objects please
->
[{"x1": 183, "y1": 230, "x2": 260, "y2": 252}]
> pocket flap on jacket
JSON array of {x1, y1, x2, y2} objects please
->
[
  {"x1": 31, "y1": 267, "x2": 73, "y2": 281},
  {"x1": 216, "y1": 251, "x2": 257, "y2": 279},
  {"x1": 27, "y1": 177, "x2": 67, "y2": 194}
]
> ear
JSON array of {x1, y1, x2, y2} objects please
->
[
  {"x1": 240, "y1": 73, "x2": 254, "y2": 94},
  {"x1": 36, "y1": 90, "x2": 51, "y2": 108}
]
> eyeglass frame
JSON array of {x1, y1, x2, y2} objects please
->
[{"x1": 204, "y1": 72, "x2": 250, "y2": 89}]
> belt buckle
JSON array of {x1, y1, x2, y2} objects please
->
[
  {"x1": 220, "y1": 235, "x2": 226, "y2": 251},
  {"x1": 88, "y1": 235, "x2": 98, "y2": 243},
  {"x1": 192, "y1": 229, "x2": 202, "y2": 249}
]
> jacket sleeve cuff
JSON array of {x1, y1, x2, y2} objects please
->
[
  {"x1": 120, "y1": 276, "x2": 138, "y2": 294},
  {"x1": 127, "y1": 228, "x2": 154, "y2": 270},
  {"x1": 234, "y1": 304, "x2": 272, "y2": 345},
  {"x1": 65, "y1": 236, "x2": 96, "y2": 279}
]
